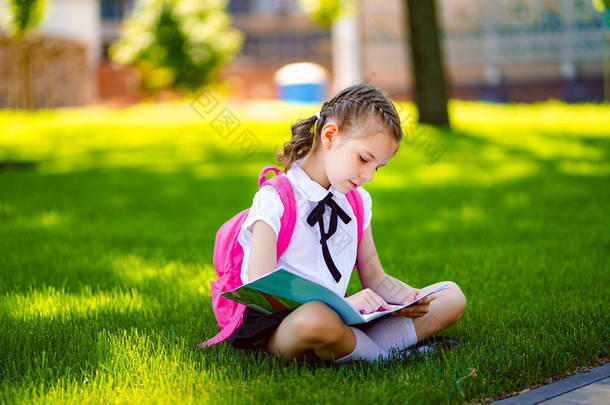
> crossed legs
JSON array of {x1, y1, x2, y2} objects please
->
[{"x1": 265, "y1": 281, "x2": 467, "y2": 363}]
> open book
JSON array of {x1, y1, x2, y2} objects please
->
[{"x1": 221, "y1": 268, "x2": 449, "y2": 325}]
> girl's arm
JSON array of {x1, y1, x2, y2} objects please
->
[
  {"x1": 247, "y1": 220, "x2": 278, "y2": 281},
  {"x1": 356, "y1": 225, "x2": 418, "y2": 304}
]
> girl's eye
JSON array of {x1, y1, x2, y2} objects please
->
[{"x1": 360, "y1": 155, "x2": 380, "y2": 171}]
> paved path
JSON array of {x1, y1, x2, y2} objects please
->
[{"x1": 492, "y1": 363, "x2": 609, "y2": 404}]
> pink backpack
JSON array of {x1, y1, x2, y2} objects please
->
[{"x1": 198, "y1": 166, "x2": 365, "y2": 349}]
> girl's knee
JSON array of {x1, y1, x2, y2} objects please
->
[
  {"x1": 441, "y1": 281, "x2": 467, "y2": 323},
  {"x1": 291, "y1": 301, "x2": 346, "y2": 344}
]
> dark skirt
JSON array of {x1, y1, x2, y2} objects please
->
[{"x1": 228, "y1": 306, "x2": 294, "y2": 352}]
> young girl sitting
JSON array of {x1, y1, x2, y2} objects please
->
[{"x1": 227, "y1": 84, "x2": 466, "y2": 364}]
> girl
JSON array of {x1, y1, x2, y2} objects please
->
[{"x1": 228, "y1": 84, "x2": 466, "y2": 364}]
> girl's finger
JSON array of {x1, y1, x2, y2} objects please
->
[
  {"x1": 373, "y1": 295, "x2": 389, "y2": 311},
  {"x1": 413, "y1": 308, "x2": 425, "y2": 316},
  {"x1": 379, "y1": 297, "x2": 393, "y2": 311},
  {"x1": 414, "y1": 298, "x2": 430, "y2": 306},
  {"x1": 368, "y1": 298, "x2": 378, "y2": 313},
  {"x1": 361, "y1": 299, "x2": 372, "y2": 314},
  {"x1": 406, "y1": 292, "x2": 418, "y2": 304}
]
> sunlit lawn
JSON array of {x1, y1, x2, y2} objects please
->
[{"x1": 0, "y1": 99, "x2": 608, "y2": 404}]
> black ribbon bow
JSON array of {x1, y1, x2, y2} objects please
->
[{"x1": 306, "y1": 192, "x2": 352, "y2": 283}]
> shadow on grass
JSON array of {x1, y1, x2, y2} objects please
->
[{"x1": 0, "y1": 160, "x2": 38, "y2": 172}]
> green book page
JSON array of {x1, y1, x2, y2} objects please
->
[{"x1": 222, "y1": 285, "x2": 303, "y2": 313}]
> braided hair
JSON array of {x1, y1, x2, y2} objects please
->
[{"x1": 275, "y1": 84, "x2": 402, "y2": 171}]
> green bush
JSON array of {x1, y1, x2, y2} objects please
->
[
  {"x1": 110, "y1": 0, "x2": 244, "y2": 94},
  {"x1": 298, "y1": 0, "x2": 357, "y2": 29},
  {"x1": 2, "y1": 0, "x2": 46, "y2": 38}
]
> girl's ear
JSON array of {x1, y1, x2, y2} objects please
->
[{"x1": 320, "y1": 122, "x2": 339, "y2": 150}]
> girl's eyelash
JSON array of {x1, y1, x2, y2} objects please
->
[{"x1": 360, "y1": 155, "x2": 380, "y2": 171}]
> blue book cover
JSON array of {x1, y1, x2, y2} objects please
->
[{"x1": 221, "y1": 268, "x2": 449, "y2": 325}]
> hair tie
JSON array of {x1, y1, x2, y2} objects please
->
[{"x1": 315, "y1": 111, "x2": 321, "y2": 121}]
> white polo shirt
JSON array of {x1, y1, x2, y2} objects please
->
[{"x1": 237, "y1": 158, "x2": 372, "y2": 297}]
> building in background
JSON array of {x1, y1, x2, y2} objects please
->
[
  {"x1": 229, "y1": 0, "x2": 607, "y2": 102},
  {"x1": 363, "y1": 0, "x2": 607, "y2": 102},
  {"x1": 1, "y1": 0, "x2": 606, "y2": 106}
]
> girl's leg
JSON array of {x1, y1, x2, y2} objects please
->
[
  {"x1": 359, "y1": 281, "x2": 466, "y2": 356},
  {"x1": 265, "y1": 301, "x2": 357, "y2": 362},
  {"x1": 411, "y1": 281, "x2": 466, "y2": 341}
]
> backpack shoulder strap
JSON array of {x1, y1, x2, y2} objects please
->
[
  {"x1": 258, "y1": 166, "x2": 296, "y2": 259},
  {"x1": 345, "y1": 189, "x2": 364, "y2": 249}
]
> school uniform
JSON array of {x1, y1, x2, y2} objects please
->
[{"x1": 228, "y1": 158, "x2": 372, "y2": 351}]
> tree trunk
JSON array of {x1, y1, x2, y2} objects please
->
[{"x1": 405, "y1": 0, "x2": 450, "y2": 126}]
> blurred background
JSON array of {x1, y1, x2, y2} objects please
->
[{"x1": 0, "y1": 0, "x2": 608, "y2": 109}]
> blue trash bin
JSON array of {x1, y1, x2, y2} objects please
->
[{"x1": 274, "y1": 62, "x2": 328, "y2": 103}]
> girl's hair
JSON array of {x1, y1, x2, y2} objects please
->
[{"x1": 275, "y1": 83, "x2": 402, "y2": 171}]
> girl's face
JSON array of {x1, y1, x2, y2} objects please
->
[{"x1": 321, "y1": 120, "x2": 399, "y2": 193}]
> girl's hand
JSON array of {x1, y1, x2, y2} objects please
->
[
  {"x1": 346, "y1": 288, "x2": 394, "y2": 314},
  {"x1": 390, "y1": 289, "x2": 430, "y2": 318}
]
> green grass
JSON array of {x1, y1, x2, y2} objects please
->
[{"x1": 0, "y1": 99, "x2": 608, "y2": 404}]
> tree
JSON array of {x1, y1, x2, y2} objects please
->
[
  {"x1": 297, "y1": 0, "x2": 356, "y2": 29},
  {"x1": 593, "y1": 0, "x2": 610, "y2": 101},
  {"x1": 2, "y1": 0, "x2": 47, "y2": 108},
  {"x1": 110, "y1": 0, "x2": 244, "y2": 94},
  {"x1": 404, "y1": 0, "x2": 450, "y2": 126},
  {"x1": 300, "y1": 0, "x2": 450, "y2": 127}
]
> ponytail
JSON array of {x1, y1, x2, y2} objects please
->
[{"x1": 275, "y1": 114, "x2": 321, "y2": 171}]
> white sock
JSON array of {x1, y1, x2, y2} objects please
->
[
  {"x1": 363, "y1": 316, "x2": 418, "y2": 359},
  {"x1": 333, "y1": 326, "x2": 388, "y2": 364}
]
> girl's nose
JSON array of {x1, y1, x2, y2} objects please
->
[{"x1": 361, "y1": 168, "x2": 374, "y2": 183}]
